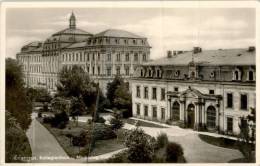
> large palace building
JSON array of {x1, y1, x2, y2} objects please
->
[
  {"x1": 17, "y1": 12, "x2": 151, "y2": 93},
  {"x1": 131, "y1": 47, "x2": 255, "y2": 135}
]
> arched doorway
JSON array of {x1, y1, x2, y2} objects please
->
[
  {"x1": 187, "y1": 104, "x2": 195, "y2": 129},
  {"x1": 206, "y1": 106, "x2": 216, "y2": 129},
  {"x1": 172, "y1": 101, "x2": 180, "y2": 120}
]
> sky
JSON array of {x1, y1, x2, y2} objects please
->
[{"x1": 6, "y1": 8, "x2": 255, "y2": 59}]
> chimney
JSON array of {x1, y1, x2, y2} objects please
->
[
  {"x1": 248, "y1": 46, "x2": 255, "y2": 52},
  {"x1": 167, "y1": 50, "x2": 172, "y2": 58},
  {"x1": 193, "y1": 47, "x2": 202, "y2": 54}
]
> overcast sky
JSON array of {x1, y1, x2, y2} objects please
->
[{"x1": 6, "y1": 8, "x2": 255, "y2": 59}]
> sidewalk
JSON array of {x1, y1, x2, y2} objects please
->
[{"x1": 130, "y1": 117, "x2": 238, "y2": 140}]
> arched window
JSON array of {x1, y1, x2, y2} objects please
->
[
  {"x1": 233, "y1": 69, "x2": 241, "y2": 81},
  {"x1": 207, "y1": 106, "x2": 216, "y2": 128}
]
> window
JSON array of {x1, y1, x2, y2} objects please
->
[
  {"x1": 116, "y1": 66, "x2": 120, "y2": 75},
  {"x1": 87, "y1": 53, "x2": 90, "y2": 61},
  {"x1": 227, "y1": 117, "x2": 233, "y2": 132},
  {"x1": 240, "y1": 94, "x2": 248, "y2": 110},
  {"x1": 209, "y1": 90, "x2": 215, "y2": 95},
  {"x1": 157, "y1": 70, "x2": 161, "y2": 78},
  {"x1": 175, "y1": 70, "x2": 180, "y2": 77},
  {"x1": 141, "y1": 69, "x2": 144, "y2": 77},
  {"x1": 97, "y1": 66, "x2": 100, "y2": 75},
  {"x1": 125, "y1": 66, "x2": 130, "y2": 76},
  {"x1": 161, "y1": 108, "x2": 165, "y2": 120},
  {"x1": 248, "y1": 70, "x2": 254, "y2": 81},
  {"x1": 107, "y1": 53, "x2": 111, "y2": 61},
  {"x1": 227, "y1": 93, "x2": 233, "y2": 108},
  {"x1": 136, "y1": 86, "x2": 140, "y2": 98},
  {"x1": 136, "y1": 104, "x2": 140, "y2": 115},
  {"x1": 161, "y1": 88, "x2": 165, "y2": 101},
  {"x1": 144, "y1": 87, "x2": 149, "y2": 99},
  {"x1": 143, "y1": 53, "x2": 147, "y2": 61},
  {"x1": 144, "y1": 105, "x2": 148, "y2": 116},
  {"x1": 134, "y1": 53, "x2": 138, "y2": 61},
  {"x1": 174, "y1": 87, "x2": 179, "y2": 92},
  {"x1": 152, "y1": 106, "x2": 157, "y2": 118},
  {"x1": 92, "y1": 66, "x2": 95, "y2": 75},
  {"x1": 98, "y1": 53, "x2": 100, "y2": 61},
  {"x1": 107, "y1": 67, "x2": 111, "y2": 76},
  {"x1": 116, "y1": 53, "x2": 120, "y2": 61},
  {"x1": 93, "y1": 54, "x2": 95, "y2": 61},
  {"x1": 125, "y1": 53, "x2": 130, "y2": 61},
  {"x1": 152, "y1": 87, "x2": 157, "y2": 100}
]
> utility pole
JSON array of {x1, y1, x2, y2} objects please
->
[{"x1": 86, "y1": 82, "x2": 99, "y2": 163}]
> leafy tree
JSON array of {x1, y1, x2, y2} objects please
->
[
  {"x1": 125, "y1": 127, "x2": 156, "y2": 163},
  {"x1": 114, "y1": 82, "x2": 132, "y2": 111},
  {"x1": 70, "y1": 96, "x2": 85, "y2": 126},
  {"x1": 106, "y1": 75, "x2": 124, "y2": 107},
  {"x1": 6, "y1": 58, "x2": 32, "y2": 130},
  {"x1": 5, "y1": 111, "x2": 32, "y2": 162},
  {"x1": 26, "y1": 87, "x2": 51, "y2": 103},
  {"x1": 237, "y1": 107, "x2": 256, "y2": 162},
  {"x1": 57, "y1": 65, "x2": 93, "y2": 98}
]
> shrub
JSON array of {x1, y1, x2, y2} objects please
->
[
  {"x1": 51, "y1": 111, "x2": 69, "y2": 128},
  {"x1": 107, "y1": 150, "x2": 128, "y2": 163},
  {"x1": 90, "y1": 123, "x2": 116, "y2": 140},
  {"x1": 166, "y1": 142, "x2": 184, "y2": 162},
  {"x1": 125, "y1": 127, "x2": 155, "y2": 163},
  {"x1": 43, "y1": 117, "x2": 53, "y2": 124},
  {"x1": 96, "y1": 116, "x2": 106, "y2": 123},
  {"x1": 156, "y1": 132, "x2": 169, "y2": 149},
  {"x1": 72, "y1": 131, "x2": 88, "y2": 147},
  {"x1": 38, "y1": 112, "x2": 42, "y2": 118},
  {"x1": 110, "y1": 114, "x2": 124, "y2": 131},
  {"x1": 78, "y1": 145, "x2": 91, "y2": 157}
]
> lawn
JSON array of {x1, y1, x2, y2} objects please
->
[
  {"x1": 198, "y1": 134, "x2": 238, "y2": 149},
  {"x1": 124, "y1": 118, "x2": 168, "y2": 128},
  {"x1": 38, "y1": 118, "x2": 127, "y2": 158}
]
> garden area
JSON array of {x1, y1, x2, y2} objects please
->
[{"x1": 37, "y1": 110, "x2": 127, "y2": 158}]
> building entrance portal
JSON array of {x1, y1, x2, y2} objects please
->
[
  {"x1": 172, "y1": 101, "x2": 180, "y2": 121},
  {"x1": 187, "y1": 104, "x2": 195, "y2": 129}
]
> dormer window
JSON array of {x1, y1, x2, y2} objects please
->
[
  {"x1": 233, "y1": 68, "x2": 241, "y2": 81},
  {"x1": 248, "y1": 69, "x2": 254, "y2": 81},
  {"x1": 210, "y1": 71, "x2": 215, "y2": 78},
  {"x1": 175, "y1": 70, "x2": 180, "y2": 77},
  {"x1": 133, "y1": 39, "x2": 136, "y2": 45},
  {"x1": 141, "y1": 69, "x2": 144, "y2": 77},
  {"x1": 148, "y1": 69, "x2": 153, "y2": 77}
]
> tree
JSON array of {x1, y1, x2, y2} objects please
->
[
  {"x1": 70, "y1": 96, "x2": 85, "y2": 126},
  {"x1": 106, "y1": 75, "x2": 124, "y2": 108},
  {"x1": 5, "y1": 111, "x2": 32, "y2": 162},
  {"x1": 125, "y1": 127, "x2": 156, "y2": 163},
  {"x1": 237, "y1": 107, "x2": 256, "y2": 162},
  {"x1": 113, "y1": 83, "x2": 132, "y2": 111},
  {"x1": 57, "y1": 65, "x2": 94, "y2": 98},
  {"x1": 6, "y1": 58, "x2": 32, "y2": 130}
]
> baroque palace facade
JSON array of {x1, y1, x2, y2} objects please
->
[
  {"x1": 17, "y1": 12, "x2": 151, "y2": 93},
  {"x1": 131, "y1": 47, "x2": 255, "y2": 135}
]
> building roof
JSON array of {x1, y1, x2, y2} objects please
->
[
  {"x1": 94, "y1": 29, "x2": 145, "y2": 38},
  {"x1": 65, "y1": 42, "x2": 86, "y2": 49},
  {"x1": 144, "y1": 48, "x2": 255, "y2": 66},
  {"x1": 53, "y1": 28, "x2": 92, "y2": 36}
]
